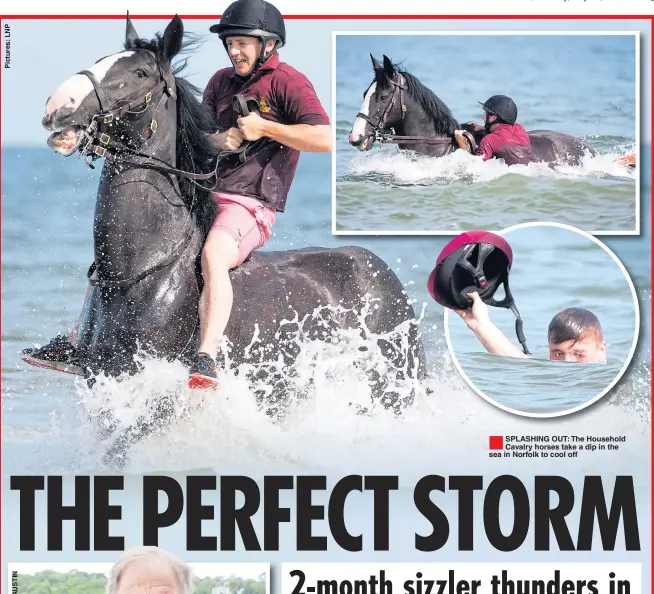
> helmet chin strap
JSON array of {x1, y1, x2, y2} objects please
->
[
  {"x1": 257, "y1": 39, "x2": 278, "y2": 66},
  {"x1": 476, "y1": 275, "x2": 530, "y2": 355},
  {"x1": 510, "y1": 303, "x2": 530, "y2": 355},
  {"x1": 455, "y1": 243, "x2": 531, "y2": 355},
  {"x1": 484, "y1": 114, "x2": 503, "y2": 132}
]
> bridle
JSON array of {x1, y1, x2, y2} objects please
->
[
  {"x1": 76, "y1": 50, "x2": 176, "y2": 167},
  {"x1": 356, "y1": 73, "x2": 408, "y2": 142},
  {"x1": 355, "y1": 72, "x2": 471, "y2": 150},
  {"x1": 75, "y1": 50, "x2": 231, "y2": 188}
]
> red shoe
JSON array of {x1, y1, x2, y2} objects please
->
[
  {"x1": 188, "y1": 352, "x2": 219, "y2": 390},
  {"x1": 20, "y1": 334, "x2": 83, "y2": 376}
]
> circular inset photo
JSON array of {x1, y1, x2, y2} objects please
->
[{"x1": 429, "y1": 223, "x2": 639, "y2": 417}]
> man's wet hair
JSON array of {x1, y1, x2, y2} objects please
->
[{"x1": 547, "y1": 308, "x2": 603, "y2": 346}]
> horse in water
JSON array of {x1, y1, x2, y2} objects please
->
[
  {"x1": 42, "y1": 17, "x2": 425, "y2": 466},
  {"x1": 349, "y1": 55, "x2": 598, "y2": 165}
]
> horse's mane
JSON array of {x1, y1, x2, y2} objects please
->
[
  {"x1": 377, "y1": 63, "x2": 460, "y2": 135},
  {"x1": 125, "y1": 33, "x2": 218, "y2": 238}
]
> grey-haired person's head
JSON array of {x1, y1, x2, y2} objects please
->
[{"x1": 106, "y1": 546, "x2": 194, "y2": 594}]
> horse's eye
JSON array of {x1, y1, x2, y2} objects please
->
[
  {"x1": 136, "y1": 69, "x2": 148, "y2": 78},
  {"x1": 380, "y1": 94, "x2": 389, "y2": 100}
]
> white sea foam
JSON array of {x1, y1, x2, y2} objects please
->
[
  {"x1": 4, "y1": 335, "x2": 648, "y2": 480},
  {"x1": 348, "y1": 146, "x2": 637, "y2": 185},
  {"x1": 53, "y1": 302, "x2": 649, "y2": 480}
]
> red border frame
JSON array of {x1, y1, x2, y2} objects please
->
[
  {"x1": 1, "y1": 14, "x2": 654, "y2": 19},
  {"x1": 0, "y1": 12, "x2": 651, "y2": 577}
]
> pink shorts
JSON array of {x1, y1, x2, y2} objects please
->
[{"x1": 210, "y1": 192, "x2": 276, "y2": 266}]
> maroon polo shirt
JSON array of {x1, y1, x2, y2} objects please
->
[
  {"x1": 475, "y1": 123, "x2": 535, "y2": 166},
  {"x1": 202, "y1": 53, "x2": 330, "y2": 212}
]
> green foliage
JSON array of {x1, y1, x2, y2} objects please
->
[
  {"x1": 15, "y1": 570, "x2": 266, "y2": 594},
  {"x1": 194, "y1": 576, "x2": 267, "y2": 594},
  {"x1": 16, "y1": 570, "x2": 107, "y2": 594}
]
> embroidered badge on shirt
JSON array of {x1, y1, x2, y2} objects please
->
[{"x1": 259, "y1": 96, "x2": 271, "y2": 113}]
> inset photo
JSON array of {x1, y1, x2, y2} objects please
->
[
  {"x1": 428, "y1": 223, "x2": 639, "y2": 417},
  {"x1": 333, "y1": 32, "x2": 639, "y2": 235},
  {"x1": 8, "y1": 548, "x2": 269, "y2": 594}
]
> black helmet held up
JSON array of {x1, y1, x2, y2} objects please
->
[
  {"x1": 427, "y1": 231, "x2": 530, "y2": 355},
  {"x1": 478, "y1": 95, "x2": 518, "y2": 125},
  {"x1": 428, "y1": 231, "x2": 514, "y2": 310},
  {"x1": 210, "y1": 0, "x2": 286, "y2": 48}
]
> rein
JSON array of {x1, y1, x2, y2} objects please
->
[
  {"x1": 374, "y1": 132, "x2": 456, "y2": 146},
  {"x1": 373, "y1": 129, "x2": 477, "y2": 152}
]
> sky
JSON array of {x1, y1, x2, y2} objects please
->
[
  {"x1": 0, "y1": 17, "x2": 650, "y2": 147},
  {"x1": 0, "y1": 17, "x2": 333, "y2": 147}
]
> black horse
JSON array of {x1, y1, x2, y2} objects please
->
[
  {"x1": 348, "y1": 55, "x2": 598, "y2": 165},
  {"x1": 42, "y1": 17, "x2": 425, "y2": 465}
]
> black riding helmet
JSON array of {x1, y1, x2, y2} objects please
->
[
  {"x1": 427, "y1": 231, "x2": 530, "y2": 355},
  {"x1": 478, "y1": 95, "x2": 518, "y2": 126},
  {"x1": 210, "y1": 0, "x2": 286, "y2": 68}
]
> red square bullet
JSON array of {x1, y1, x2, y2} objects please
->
[{"x1": 489, "y1": 436, "x2": 504, "y2": 450}]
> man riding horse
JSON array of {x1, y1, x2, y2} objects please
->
[
  {"x1": 22, "y1": 0, "x2": 333, "y2": 391},
  {"x1": 455, "y1": 95, "x2": 536, "y2": 166}
]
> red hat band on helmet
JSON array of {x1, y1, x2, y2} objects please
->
[{"x1": 435, "y1": 231, "x2": 512, "y2": 268}]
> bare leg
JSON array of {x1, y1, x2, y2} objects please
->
[{"x1": 198, "y1": 229, "x2": 240, "y2": 358}]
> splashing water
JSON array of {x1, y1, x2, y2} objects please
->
[
  {"x1": 346, "y1": 146, "x2": 637, "y2": 186},
  {"x1": 41, "y1": 292, "x2": 646, "y2": 479},
  {"x1": 6, "y1": 327, "x2": 648, "y2": 479},
  {"x1": 70, "y1": 299, "x2": 430, "y2": 473}
]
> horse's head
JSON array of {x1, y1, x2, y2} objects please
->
[
  {"x1": 349, "y1": 54, "x2": 406, "y2": 151},
  {"x1": 42, "y1": 15, "x2": 184, "y2": 157}
]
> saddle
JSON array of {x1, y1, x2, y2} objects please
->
[{"x1": 457, "y1": 124, "x2": 482, "y2": 154}]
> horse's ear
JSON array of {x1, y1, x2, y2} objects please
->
[
  {"x1": 382, "y1": 55, "x2": 395, "y2": 77},
  {"x1": 162, "y1": 14, "x2": 184, "y2": 61},
  {"x1": 125, "y1": 12, "x2": 139, "y2": 49},
  {"x1": 370, "y1": 53, "x2": 382, "y2": 72}
]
